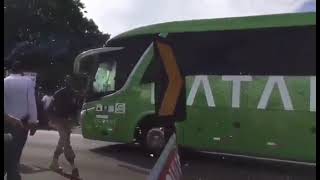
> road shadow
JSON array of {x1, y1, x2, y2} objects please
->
[
  {"x1": 89, "y1": 143, "x2": 315, "y2": 180},
  {"x1": 179, "y1": 148, "x2": 316, "y2": 180},
  {"x1": 53, "y1": 169, "x2": 83, "y2": 180},
  {"x1": 20, "y1": 164, "x2": 83, "y2": 180},
  {"x1": 90, "y1": 143, "x2": 157, "y2": 171},
  {"x1": 20, "y1": 164, "x2": 50, "y2": 174}
]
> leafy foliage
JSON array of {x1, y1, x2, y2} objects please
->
[{"x1": 4, "y1": 0, "x2": 110, "y2": 92}]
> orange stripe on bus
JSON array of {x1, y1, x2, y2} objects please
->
[{"x1": 156, "y1": 41, "x2": 183, "y2": 116}]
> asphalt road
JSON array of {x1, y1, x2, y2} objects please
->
[
  {"x1": 180, "y1": 149, "x2": 316, "y2": 180},
  {"x1": 5, "y1": 129, "x2": 316, "y2": 180},
  {"x1": 15, "y1": 130, "x2": 156, "y2": 180}
]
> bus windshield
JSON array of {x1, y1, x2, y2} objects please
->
[
  {"x1": 75, "y1": 44, "x2": 146, "y2": 101},
  {"x1": 77, "y1": 49, "x2": 122, "y2": 101},
  {"x1": 93, "y1": 59, "x2": 116, "y2": 93}
]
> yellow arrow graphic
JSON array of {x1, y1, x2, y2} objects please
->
[{"x1": 156, "y1": 40, "x2": 184, "y2": 116}]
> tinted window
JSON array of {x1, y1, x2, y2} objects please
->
[{"x1": 142, "y1": 25, "x2": 315, "y2": 83}]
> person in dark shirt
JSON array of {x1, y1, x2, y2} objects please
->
[{"x1": 48, "y1": 75, "x2": 79, "y2": 178}]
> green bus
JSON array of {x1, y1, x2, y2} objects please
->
[{"x1": 74, "y1": 12, "x2": 316, "y2": 165}]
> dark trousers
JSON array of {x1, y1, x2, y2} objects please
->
[
  {"x1": 5, "y1": 127, "x2": 28, "y2": 180},
  {"x1": 4, "y1": 134, "x2": 11, "y2": 176}
]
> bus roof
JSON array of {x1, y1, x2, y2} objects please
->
[{"x1": 112, "y1": 12, "x2": 315, "y2": 40}]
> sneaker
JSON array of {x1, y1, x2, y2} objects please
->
[
  {"x1": 49, "y1": 160, "x2": 62, "y2": 171},
  {"x1": 72, "y1": 168, "x2": 79, "y2": 177}
]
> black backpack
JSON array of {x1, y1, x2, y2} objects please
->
[{"x1": 52, "y1": 87, "x2": 76, "y2": 118}]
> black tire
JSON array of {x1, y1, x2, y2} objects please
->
[{"x1": 142, "y1": 127, "x2": 173, "y2": 155}]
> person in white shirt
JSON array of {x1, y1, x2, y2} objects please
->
[{"x1": 4, "y1": 61, "x2": 38, "y2": 180}]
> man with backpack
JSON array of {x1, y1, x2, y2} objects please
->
[{"x1": 45, "y1": 75, "x2": 79, "y2": 178}]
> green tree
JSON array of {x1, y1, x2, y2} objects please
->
[{"x1": 4, "y1": 0, "x2": 110, "y2": 92}]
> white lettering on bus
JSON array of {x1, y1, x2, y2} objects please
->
[
  {"x1": 187, "y1": 75, "x2": 215, "y2": 107},
  {"x1": 257, "y1": 76, "x2": 294, "y2": 111},
  {"x1": 222, "y1": 76, "x2": 252, "y2": 108},
  {"x1": 310, "y1": 76, "x2": 316, "y2": 112},
  {"x1": 150, "y1": 76, "x2": 315, "y2": 112}
]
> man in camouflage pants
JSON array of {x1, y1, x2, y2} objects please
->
[{"x1": 44, "y1": 75, "x2": 79, "y2": 177}]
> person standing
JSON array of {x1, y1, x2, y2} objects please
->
[
  {"x1": 4, "y1": 61, "x2": 38, "y2": 180},
  {"x1": 47, "y1": 75, "x2": 79, "y2": 178}
]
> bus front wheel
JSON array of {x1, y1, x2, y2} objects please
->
[
  {"x1": 145, "y1": 128, "x2": 166, "y2": 154},
  {"x1": 142, "y1": 127, "x2": 173, "y2": 155}
]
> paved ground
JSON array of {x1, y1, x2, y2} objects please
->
[
  {"x1": 180, "y1": 149, "x2": 316, "y2": 180},
  {"x1": 10, "y1": 130, "x2": 156, "y2": 180},
  {"x1": 4, "y1": 129, "x2": 316, "y2": 180}
]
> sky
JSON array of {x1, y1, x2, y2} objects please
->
[{"x1": 81, "y1": 0, "x2": 316, "y2": 37}]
